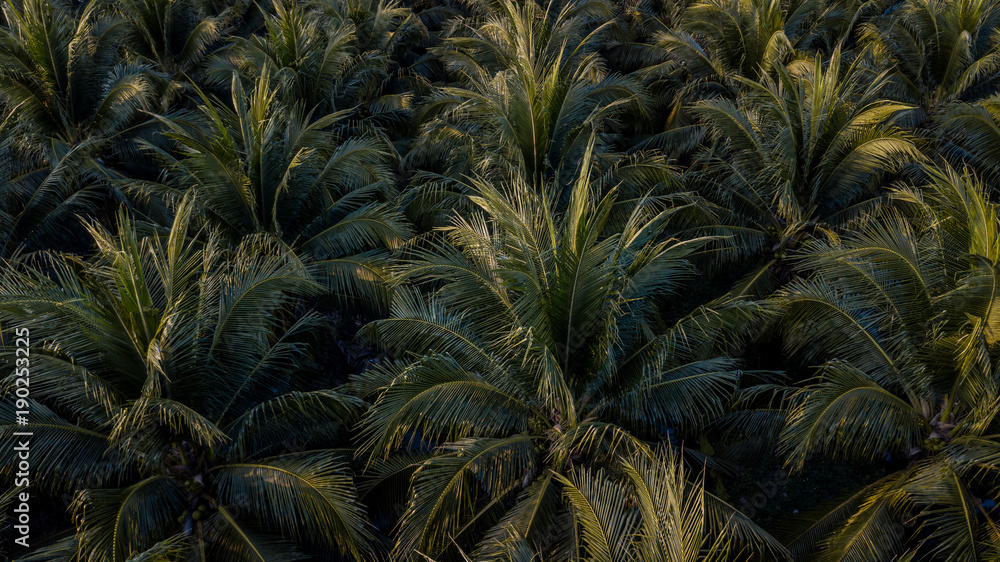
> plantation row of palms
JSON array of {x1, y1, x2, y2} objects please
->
[{"x1": 2, "y1": 0, "x2": 1000, "y2": 559}]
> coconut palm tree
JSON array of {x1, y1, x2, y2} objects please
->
[
  {"x1": 860, "y1": 0, "x2": 1000, "y2": 119},
  {"x1": 554, "y1": 447, "x2": 739, "y2": 562},
  {"x1": 775, "y1": 165, "x2": 1000, "y2": 561},
  {"x1": 690, "y1": 50, "x2": 922, "y2": 296},
  {"x1": 0, "y1": 0, "x2": 159, "y2": 256},
  {"x1": 207, "y1": 0, "x2": 370, "y2": 114},
  {"x1": 613, "y1": 0, "x2": 795, "y2": 158},
  {"x1": 142, "y1": 71, "x2": 412, "y2": 307},
  {"x1": 411, "y1": 0, "x2": 650, "y2": 192},
  {"x1": 936, "y1": 95, "x2": 1000, "y2": 185},
  {"x1": 0, "y1": 0, "x2": 157, "y2": 147},
  {"x1": 0, "y1": 197, "x2": 377, "y2": 561},
  {"x1": 0, "y1": 128, "x2": 111, "y2": 258},
  {"x1": 205, "y1": 0, "x2": 419, "y2": 123},
  {"x1": 656, "y1": 0, "x2": 796, "y2": 85},
  {"x1": 637, "y1": 0, "x2": 860, "y2": 149},
  {"x1": 353, "y1": 149, "x2": 788, "y2": 560},
  {"x1": 402, "y1": 0, "x2": 684, "y2": 236},
  {"x1": 105, "y1": 0, "x2": 232, "y2": 80}
]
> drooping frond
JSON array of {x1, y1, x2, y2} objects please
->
[{"x1": 211, "y1": 452, "x2": 378, "y2": 560}]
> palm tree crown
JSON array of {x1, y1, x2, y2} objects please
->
[
  {"x1": 0, "y1": 197, "x2": 377, "y2": 560},
  {"x1": 355, "y1": 151, "x2": 786, "y2": 560},
  {"x1": 776, "y1": 166, "x2": 1000, "y2": 561}
]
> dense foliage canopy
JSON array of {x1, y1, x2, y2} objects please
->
[{"x1": 2, "y1": 0, "x2": 1000, "y2": 560}]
